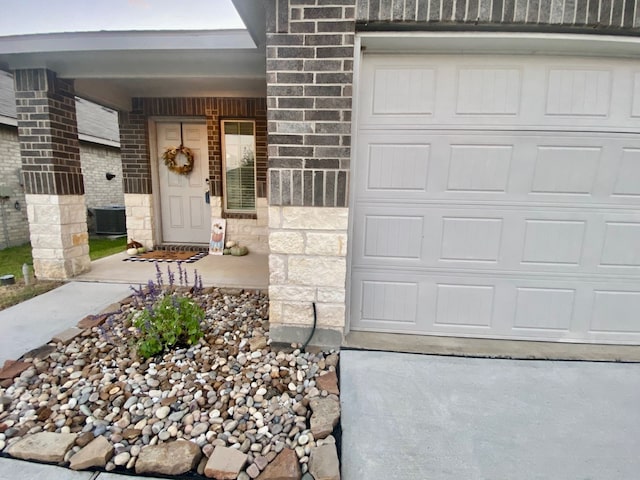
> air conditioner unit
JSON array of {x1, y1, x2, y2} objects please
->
[{"x1": 94, "y1": 206, "x2": 126, "y2": 235}]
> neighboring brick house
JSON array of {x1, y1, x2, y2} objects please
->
[
  {"x1": 2, "y1": 0, "x2": 640, "y2": 347},
  {"x1": 0, "y1": 71, "x2": 123, "y2": 247}
]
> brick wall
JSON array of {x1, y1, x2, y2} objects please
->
[
  {"x1": 355, "y1": 0, "x2": 640, "y2": 30},
  {"x1": 266, "y1": 0, "x2": 355, "y2": 208},
  {"x1": 0, "y1": 124, "x2": 124, "y2": 244},
  {"x1": 0, "y1": 125, "x2": 30, "y2": 247},
  {"x1": 81, "y1": 143, "x2": 124, "y2": 234},
  {"x1": 119, "y1": 110, "x2": 151, "y2": 195},
  {"x1": 81, "y1": 143, "x2": 124, "y2": 209},
  {"x1": 119, "y1": 97, "x2": 267, "y2": 200},
  {"x1": 265, "y1": 1, "x2": 356, "y2": 346},
  {"x1": 14, "y1": 69, "x2": 84, "y2": 196}
]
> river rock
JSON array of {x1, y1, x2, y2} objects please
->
[
  {"x1": 309, "y1": 398, "x2": 340, "y2": 440},
  {"x1": 256, "y1": 448, "x2": 301, "y2": 480},
  {"x1": 204, "y1": 446, "x2": 248, "y2": 479},
  {"x1": 114, "y1": 452, "x2": 131, "y2": 466},
  {"x1": 136, "y1": 440, "x2": 202, "y2": 475},
  {"x1": 7, "y1": 432, "x2": 77, "y2": 463},
  {"x1": 69, "y1": 435, "x2": 114, "y2": 470},
  {"x1": 308, "y1": 443, "x2": 340, "y2": 480},
  {"x1": 316, "y1": 371, "x2": 339, "y2": 396},
  {"x1": 155, "y1": 406, "x2": 170, "y2": 419}
]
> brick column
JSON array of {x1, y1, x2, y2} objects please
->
[
  {"x1": 266, "y1": 1, "x2": 356, "y2": 347},
  {"x1": 118, "y1": 104, "x2": 155, "y2": 248},
  {"x1": 14, "y1": 69, "x2": 90, "y2": 279}
]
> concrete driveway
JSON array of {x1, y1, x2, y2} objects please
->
[{"x1": 340, "y1": 350, "x2": 640, "y2": 480}]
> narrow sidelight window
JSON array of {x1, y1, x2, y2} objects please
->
[{"x1": 221, "y1": 120, "x2": 256, "y2": 212}]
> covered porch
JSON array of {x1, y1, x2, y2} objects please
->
[
  {"x1": 0, "y1": 2, "x2": 268, "y2": 281},
  {"x1": 75, "y1": 250, "x2": 268, "y2": 290}
]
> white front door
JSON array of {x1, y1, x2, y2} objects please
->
[{"x1": 156, "y1": 122, "x2": 210, "y2": 244}]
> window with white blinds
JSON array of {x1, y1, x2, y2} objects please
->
[{"x1": 221, "y1": 120, "x2": 256, "y2": 212}]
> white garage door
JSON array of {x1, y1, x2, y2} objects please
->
[{"x1": 350, "y1": 54, "x2": 640, "y2": 344}]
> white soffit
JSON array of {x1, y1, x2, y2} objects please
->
[
  {"x1": 0, "y1": 30, "x2": 256, "y2": 54},
  {"x1": 0, "y1": 30, "x2": 264, "y2": 78},
  {"x1": 359, "y1": 32, "x2": 640, "y2": 58},
  {"x1": 0, "y1": 30, "x2": 266, "y2": 110}
]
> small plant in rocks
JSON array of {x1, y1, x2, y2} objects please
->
[
  {"x1": 129, "y1": 262, "x2": 205, "y2": 359},
  {"x1": 133, "y1": 295, "x2": 204, "y2": 359}
]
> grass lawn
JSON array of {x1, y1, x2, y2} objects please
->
[
  {"x1": 89, "y1": 236, "x2": 128, "y2": 260},
  {"x1": 0, "y1": 236, "x2": 127, "y2": 310}
]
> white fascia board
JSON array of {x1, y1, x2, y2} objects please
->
[
  {"x1": 0, "y1": 29, "x2": 257, "y2": 55},
  {"x1": 0, "y1": 48, "x2": 266, "y2": 79},
  {"x1": 359, "y1": 32, "x2": 640, "y2": 58},
  {"x1": 0, "y1": 115, "x2": 17, "y2": 127}
]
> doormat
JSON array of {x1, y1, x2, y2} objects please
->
[{"x1": 123, "y1": 250, "x2": 208, "y2": 263}]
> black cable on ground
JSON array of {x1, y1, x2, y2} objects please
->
[{"x1": 301, "y1": 302, "x2": 317, "y2": 353}]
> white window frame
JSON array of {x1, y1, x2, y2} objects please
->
[{"x1": 221, "y1": 119, "x2": 257, "y2": 214}]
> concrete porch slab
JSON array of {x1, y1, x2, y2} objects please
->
[{"x1": 74, "y1": 251, "x2": 268, "y2": 289}]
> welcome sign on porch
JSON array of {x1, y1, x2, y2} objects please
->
[{"x1": 209, "y1": 218, "x2": 226, "y2": 255}]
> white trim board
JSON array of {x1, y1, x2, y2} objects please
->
[{"x1": 359, "y1": 32, "x2": 640, "y2": 58}]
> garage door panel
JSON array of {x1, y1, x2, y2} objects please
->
[
  {"x1": 352, "y1": 53, "x2": 640, "y2": 344},
  {"x1": 366, "y1": 143, "x2": 430, "y2": 191},
  {"x1": 362, "y1": 215, "x2": 424, "y2": 259},
  {"x1": 612, "y1": 147, "x2": 640, "y2": 196},
  {"x1": 350, "y1": 269, "x2": 640, "y2": 343},
  {"x1": 440, "y1": 216, "x2": 503, "y2": 262},
  {"x1": 371, "y1": 66, "x2": 436, "y2": 116},
  {"x1": 447, "y1": 144, "x2": 513, "y2": 193},
  {"x1": 356, "y1": 131, "x2": 640, "y2": 206},
  {"x1": 513, "y1": 287, "x2": 576, "y2": 331},
  {"x1": 354, "y1": 204, "x2": 640, "y2": 276},
  {"x1": 545, "y1": 68, "x2": 611, "y2": 117},
  {"x1": 600, "y1": 222, "x2": 640, "y2": 267},
  {"x1": 360, "y1": 55, "x2": 640, "y2": 131},
  {"x1": 455, "y1": 66, "x2": 522, "y2": 116},
  {"x1": 531, "y1": 146, "x2": 601, "y2": 194}
]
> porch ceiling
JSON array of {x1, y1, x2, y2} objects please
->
[{"x1": 0, "y1": 29, "x2": 266, "y2": 111}]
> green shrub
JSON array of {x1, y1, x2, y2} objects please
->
[{"x1": 132, "y1": 294, "x2": 204, "y2": 359}]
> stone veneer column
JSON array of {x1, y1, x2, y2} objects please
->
[
  {"x1": 266, "y1": 1, "x2": 356, "y2": 347},
  {"x1": 14, "y1": 69, "x2": 90, "y2": 279}
]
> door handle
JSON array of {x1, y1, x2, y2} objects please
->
[{"x1": 205, "y1": 191, "x2": 210, "y2": 204}]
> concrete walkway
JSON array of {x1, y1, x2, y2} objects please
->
[
  {"x1": 0, "y1": 281, "x2": 145, "y2": 479},
  {"x1": 0, "y1": 457, "x2": 164, "y2": 480},
  {"x1": 340, "y1": 350, "x2": 640, "y2": 480},
  {"x1": 0, "y1": 281, "x2": 131, "y2": 365}
]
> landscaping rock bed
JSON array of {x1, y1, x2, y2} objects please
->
[{"x1": 0, "y1": 287, "x2": 340, "y2": 479}]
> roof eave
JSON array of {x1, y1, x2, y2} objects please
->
[{"x1": 0, "y1": 29, "x2": 257, "y2": 56}]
